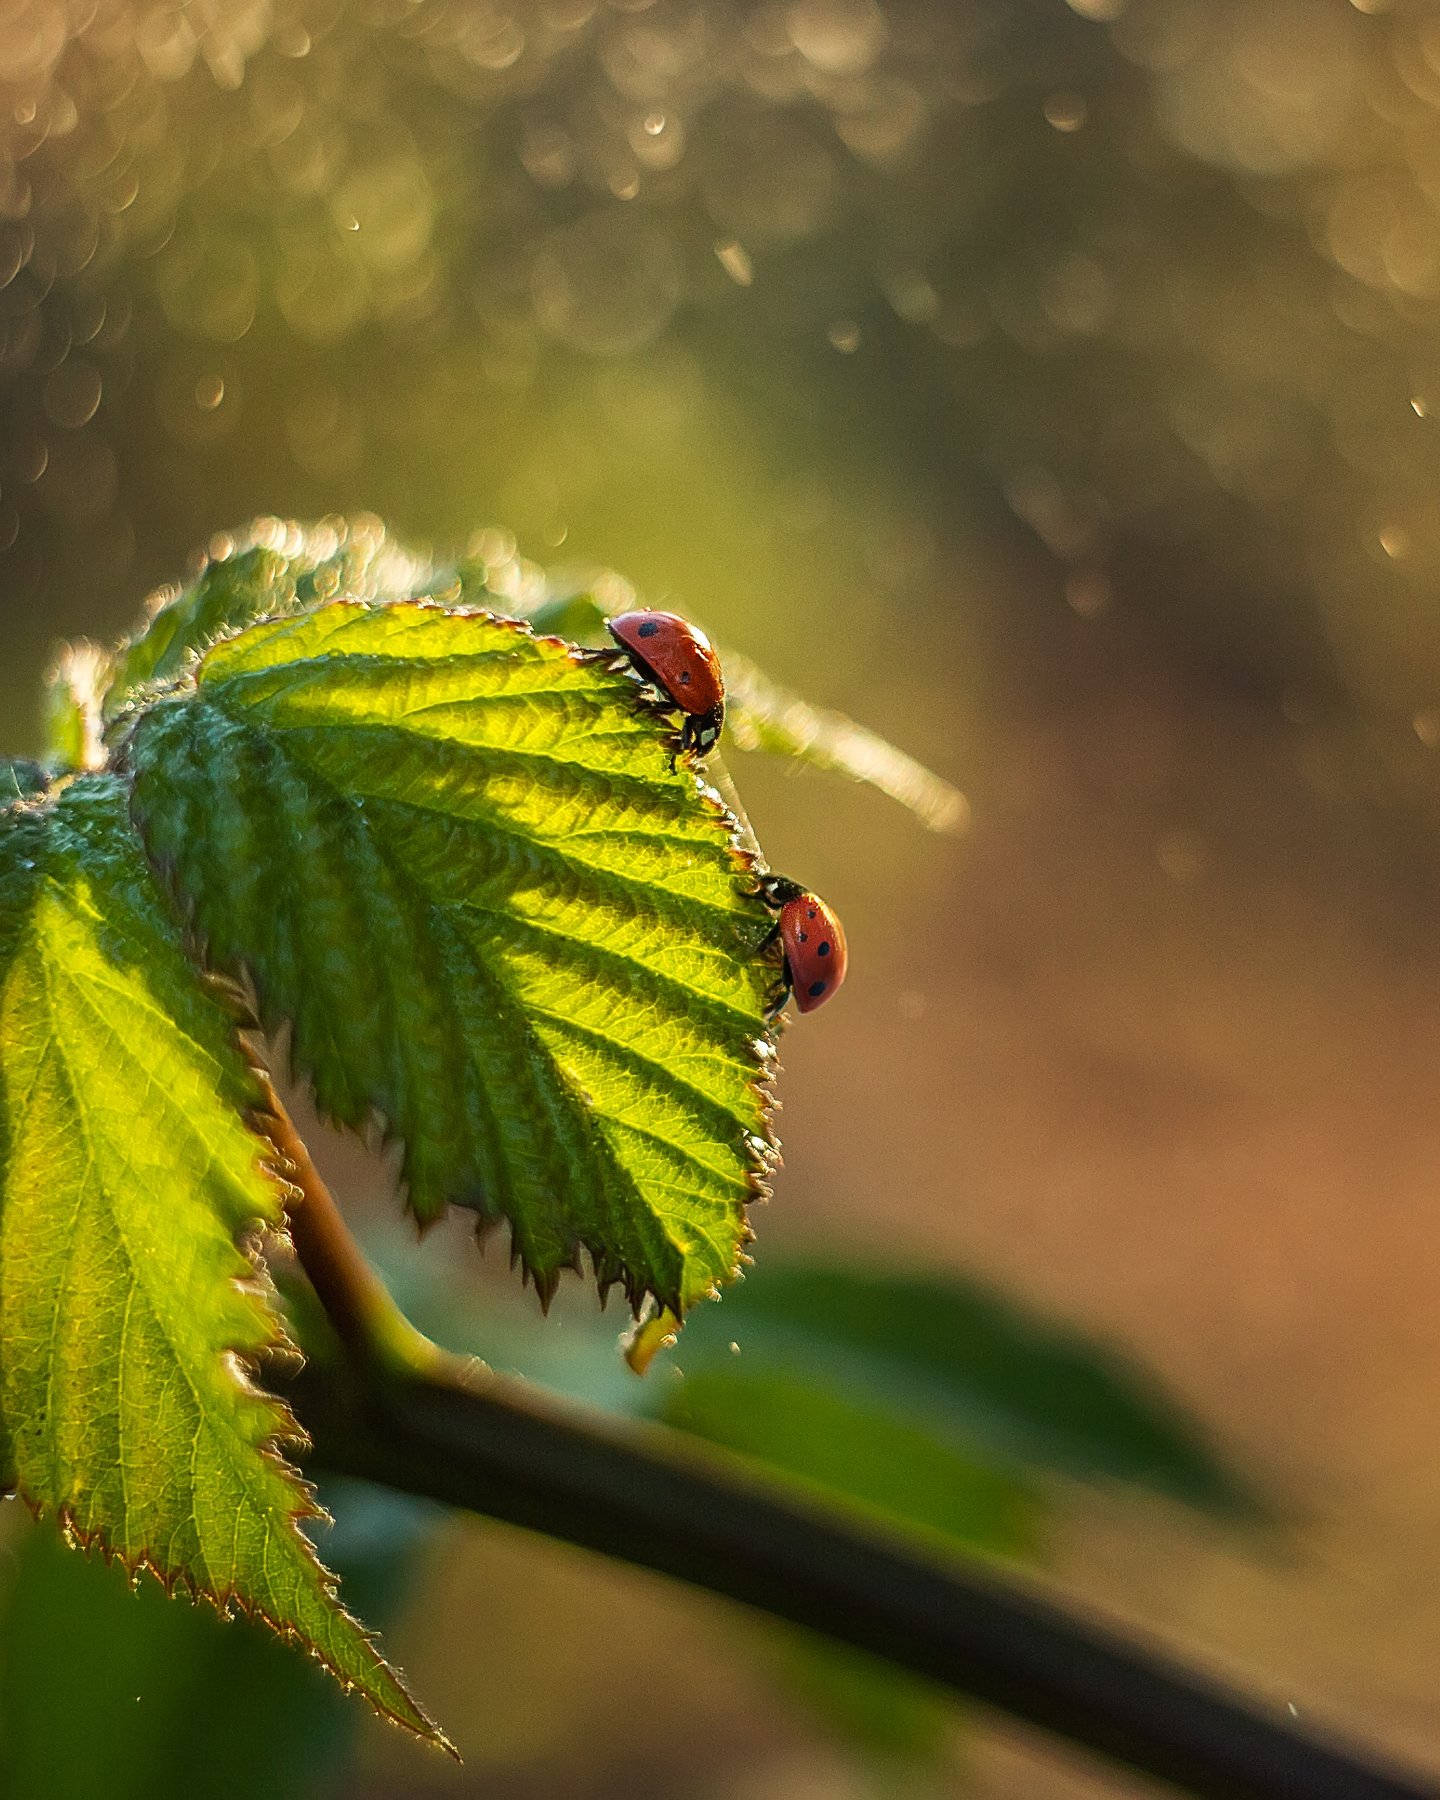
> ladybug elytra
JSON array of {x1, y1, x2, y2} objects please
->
[
  {"x1": 761, "y1": 875, "x2": 848, "y2": 1015},
  {"x1": 607, "y1": 609, "x2": 725, "y2": 757}
]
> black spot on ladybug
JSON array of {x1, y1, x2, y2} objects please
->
[
  {"x1": 807, "y1": 908, "x2": 817, "y2": 919},
  {"x1": 817, "y1": 941, "x2": 831, "y2": 956},
  {"x1": 680, "y1": 670, "x2": 691, "y2": 684},
  {"x1": 797, "y1": 929, "x2": 809, "y2": 942},
  {"x1": 808, "y1": 980, "x2": 827, "y2": 997},
  {"x1": 638, "y1": 621, "x2": 659, "y2": 638}
]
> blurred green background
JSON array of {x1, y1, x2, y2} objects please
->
[{"x1": 6, "y1": 0, "x2": 1440, "y2": 1793}]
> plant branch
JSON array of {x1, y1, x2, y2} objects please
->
[
  {"x1": 255, "y1": 1074, "x2": 445, "y2": 1381},
  {"x1": 272, "y1": 1347, "x2": 1439, "y2": 1800}
]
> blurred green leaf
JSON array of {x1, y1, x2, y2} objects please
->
[
  {"x1": 722, "y1": 650, "x2": 968, "y2": 835},
  {"x1": 663, "y1": 1368, "x2": 1043, "y2": 1558},
  {"x1": 108, "y1": 545, "x2": 302, "y2": 710},
  {"x1": 664, "y1": 1264, "x2": 1256, "y2": 1516},
  {"x1": 0, "y1": 1482, "x2": 439, "y2": 1800},
  {"x1": 128, "y1": 601, "x2": 779, "y2": 1314},
  {"x1": 0, "y1": 777, "x2": 442, "y2": 1747},
  {"x1": 766, "y1": 1637, "x2": 954, "y2": 1780}
]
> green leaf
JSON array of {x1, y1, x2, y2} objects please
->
[
  {"x1": 105, "y1": 518, "x2": 452, "y2": 717},
  {"x1": 666, "y1": 1263, "x2": 1257, "y2": 1515},
  {"x1": 664, "y1": 1368, "x2": 1043, "y2": 1559},
  {"x1": 0, "y1": 777, "x2": 445, "y2": 1747},
  {"x1": 127, "y1": 602, "x2": 779, "y2": 1314},
  {"x1": 764, "y1": 1637, "x2": 954, "y2": 1773},
  {"x1": 108, "y1": 518, "x2": 964, "y2": 833}
]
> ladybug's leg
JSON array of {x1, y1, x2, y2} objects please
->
[
  {"x1": 758, "y1": 919, "x2": 791, "y2": 1020},
  {"x1": 764, "y1": 959, "x2": 793, "y2": 1022}
]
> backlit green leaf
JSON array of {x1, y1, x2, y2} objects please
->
[
  {"x1": 722, "y1": 649, "x2": 969, "y2": 834},
  {"x1": 127, "y1": 602, "x2": 779, "y2": 1314},
  {"x1": 0, "y1": 776, "x2": 444, "y2": 1747}
]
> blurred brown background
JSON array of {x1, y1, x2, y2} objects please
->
[{"x1": 7, "y1": 0, "x2": 1440, "y2": 1793}]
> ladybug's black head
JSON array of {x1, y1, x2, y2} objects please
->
[{"x1": 758, "y1": 872, "x2": 806, "y2": 909}]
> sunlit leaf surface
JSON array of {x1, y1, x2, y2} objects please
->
[
  {"x1": 105, "y1": 521, "x2": 439, "y2": 715},
  {"x1": 0, "y1": 776, "x2": 442, "y2": 1747},
  {"x1": 128, "y1": 602, "x2": 779, "y2": 1313}
]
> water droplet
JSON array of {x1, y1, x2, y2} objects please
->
[
  {"x1": 1413, "y1": 710, "x2": 1440, "y2": 747},
  {"x1": 827, "y1": 319, "x2": 861, "y2": 353},
  {"x1": 1379, "y1": 525, "x2": 1410, "y2": 559},
  {"x1": 643, "y1": 112, "x2": 666, "y2": 136},
  {"x1": 195, "y1": 374, "x2": 225, "y2": 411}
]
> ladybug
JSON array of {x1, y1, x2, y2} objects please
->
[
  {"x1": 761, "y1": 876, "x2": 848, "y2": 1014},
  {"x1": 607, "y1": 610, "x2": 725, "y2": 757}
]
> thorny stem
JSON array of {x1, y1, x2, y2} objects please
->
[
  {"x1": 254, "y1": 1074, "x2": 445, "y2": 1382},
  {"x1": 270, "y1": 1343, "x2": 1440, "y2": 1800}
]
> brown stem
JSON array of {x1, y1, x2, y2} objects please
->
[{"x1": 254, "y1": 1074, "x2": 445, "y2": 1380}]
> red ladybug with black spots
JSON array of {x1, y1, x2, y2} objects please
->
[
  {"x1": 607, "y1": 609, "x2": 725, "y2": 758},
  {"x1": 761, "y1": 876, "x2": 848, "y2": 1014}
]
